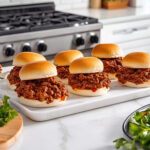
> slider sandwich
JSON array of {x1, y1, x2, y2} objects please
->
[
  {"x1": 15, "y1": 61, "x2": 69, "y2": 107},
  {"x1": 68, "y1": 57, "x2": 111, "y2": 96},
  {"x1": 92, "y1": 44, "x2": 123, "y2": 80},
  {"x1": 54, "y1": 50, "x2": 83, "y2": 84},
  {"x1": 7, "y1": 52, "x2": 46, "y2": 90},
  {"x1": 116, "y1": 52, "x2": 150, "y2": 88}
]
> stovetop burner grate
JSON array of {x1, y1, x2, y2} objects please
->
[{"x1": 0, "y1": 3, "x2": 99, "y2": 36}]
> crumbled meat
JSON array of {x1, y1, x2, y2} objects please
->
[
  {"x1": 68, "y1": 72, "x2": 111, "y2": 90},
  {"x1": 116, "y1": 67, "x2": 150, "y2": 84},
  {"x1": 57, "y1": 66, "x2": 69, "y2": 79},
  {"x1": 0, "y1": 64, "x2": 2, "y2": 73},
  {"x1": 15, "y1": 77, "x2": 69, "y2": 103},
  {"x1": 7, "y1": 66, "x2": 21, "y2": 85},
  {"x1": 101, "y1": 57, "x2": 122, "y2": 74}
]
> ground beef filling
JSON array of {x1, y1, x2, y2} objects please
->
[
  {"x1": 101, "y1": 57, "x2": 122, "y2": 74},
  {"x1": 116, "y1": 67, "x2": 150, "y2": 84},
  {"x1": 0, "y1": 64, "x2": 2, "y2": 73},
  {"x1": 15, "y1": 77, "x2": 69, "y2": 103},
  {"x1": 57, "y1": 66, "x2": 69, "y2": 79},
  {"x1": 68, "y1": 72, "x2": 111, "y2": 90},
  {"x1": 7, "y1": 66, "x2": 21, "y2": 85}
]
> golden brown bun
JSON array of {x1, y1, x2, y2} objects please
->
[
  {"x1": 122, "y1": 52, "x2": 150, "y2": 68},
  {"x1": 91, "y1": 44, "x2": 123, "y2": 58},
  {"x1": 13, "y1": 52, "x2": 46, "y2": 67},
  {"x1": 118, "y1": 81, "x2": 150, "y2": 88},
  {"x1": 19, "y1": 61, "x2": 57, "y2": 80},
  {"x1": 18, "y1": 96, "x2": 66, "y2": 107},
  {"x1": 69, "y1": 57, "x2": 103, "y2": 74},
  {"x1": 68, "y1": 85, "x2": 109, "y2": 96},
  {"x1": 54, "y1": 50, "x2": 83, "y2": 66}
]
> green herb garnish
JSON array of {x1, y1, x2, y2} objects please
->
[
  {"x1": 113, "y1": 138, "x2": 137, "y2": 150},
  {"x1": 114, "y1": 108, "x2": 150, "y2": 150},
  {"x1": 0, "y1": 95, "x2": 18, "y2": 127}
]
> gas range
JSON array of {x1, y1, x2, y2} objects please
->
[{"x1": 0, "y1": 2, "x2": 102, "y2": 63}]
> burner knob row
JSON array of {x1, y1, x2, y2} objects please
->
[
  {"x1": 4, "y1": 41, "x2": 48, "y2": 57},
  {"x1": 22, "y1": 42, "x2": 47, "y2": 52},
  {"x1": 75, "y1": 34, "x2": 99, "y2": 47}
]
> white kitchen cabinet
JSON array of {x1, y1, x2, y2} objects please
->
[
  {"x1": 101, "y1": 18, "x2": 150, "y2": 53},
  {"x1": 122, "y1": 44, "x2": 150, "y2": 55},
  {"x1": 118, "y1": 38, "x2": 150, "y2": 53},
  {"x1": 101, "y1": 19, "x2": 150, "y2": 43}
]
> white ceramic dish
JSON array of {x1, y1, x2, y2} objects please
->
[{"x1": 0, "y1": 79, "x2": 150, "y2": 121}]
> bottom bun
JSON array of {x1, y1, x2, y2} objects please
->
[
  {"x1": 18, "y1": 96, "x2": 66, "y2": 108},
  {"x1": 6, "y1": 78, "x2": 16, "y2": 90},
  {"x1": 68, "y1": 85, "x2": 109, "y2": 96},
  {"x1": 119, "y1": 81, "x2": 150, "y2": 88},
  {"x1": 108, "y1": 73, "x2": 117, "y2": 80},
  {"x1": 55, "y1": 76, "x2": 68, "y2": 84}
]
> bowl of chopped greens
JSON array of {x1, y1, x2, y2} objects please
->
[{"x1": 114, "y1": 104, "x2": 150, "y2": 150}]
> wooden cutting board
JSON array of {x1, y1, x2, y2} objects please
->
[{"x1": 0, "y1": 102, "x2": 23, "y2": 150}]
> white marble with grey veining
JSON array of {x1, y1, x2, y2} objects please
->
[{"x1": 8, "y1": 98, "x2": 148, "y2": 150}]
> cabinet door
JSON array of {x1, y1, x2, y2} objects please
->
[
  {"x1": 101, "y1": 19, "x2": 150, "y2": 43},
  {"x1": 121, "y1": 45, "x2": 150, "y2": 55},
  {"x1": 118, "y1": 38, "x2": 150, "y2": 52}
]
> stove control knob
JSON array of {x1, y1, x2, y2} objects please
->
[
  {"x1": 22, "y1": 43, "x2": 32, "y2": 52},
  {"x1": 37, "y1": 41, "x2": 47, "y2": 52},
  {"x1": 75, "y1": 35, "x2": 85, "y2": 46},
  {"x1": 90, "y1": 34, "x2": 99, "y2": 44},
  {"x1": 4, "y1": 44, "x2": 15, "y2": 57}
]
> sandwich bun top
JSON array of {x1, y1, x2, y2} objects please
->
[
  {"x1": 122, "y1": 52, "x2": 150, "y2": 68},
  {"x1": 91, "y1": 44, "x2": 123, "y2": 58},
  {"x1": 69, "y1": 57, "x2": 103, "y2": 74},
  {"x1": 19, "y1": 61, "x2": 57, "y2": 80},
  {"x1": 13, "y1": 52, "x2": 46, "y2": 67},
  {"x1": 54, "y1": 50, "x2": 83, "y2": 66}
]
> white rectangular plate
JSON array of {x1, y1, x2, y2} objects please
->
[{"x1": 0, "y1": 79, "x2": 150, "y2": 121}]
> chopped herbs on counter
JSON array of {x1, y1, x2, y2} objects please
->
[
  {"x1": 114, "y1": 108, "x2": 150, "y2": 150},
  {"x1": 114, "y1": 138, "x2": 137, "y2": 150},
  {"x1": 0, "y1": 95, "x2": 18, "y2": 127}
]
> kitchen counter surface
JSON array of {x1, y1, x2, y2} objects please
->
[
  {"x1": 1, "y1": 67, "x2": 148, "y2": 150},
  {"x1": 66, "y1": 7, "x2": 150, "y2": 24}
]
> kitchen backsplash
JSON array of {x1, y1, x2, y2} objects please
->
[
  {"x1": 55, "y1": 0, "x2": 89, "y2": 10},
  {"x1": 0, "y1": 0, "x2": 89, "y2": 10}
]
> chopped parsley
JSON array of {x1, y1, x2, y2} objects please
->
[
  {"x1": 0, "y1": 95, "x2": 18, "y2": 127},
  {"x1": 114, "y1": 138, "x2": 137, "y2": 150},
  {"x1": 114, "y1": 108, "x2": 150, "y2": 150}
]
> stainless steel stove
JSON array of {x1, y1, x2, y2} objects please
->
[{"x1": 0, "y1": 2, "x2": 102, "y2": 63}]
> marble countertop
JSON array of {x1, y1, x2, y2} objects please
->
[
  {"x1": 9, "y1": 95, "x2": 149, "y2": 150},
  {"x1": 1, "y1": 67, "x2": 148, "y2": 150},
  {"x1": 66, "y1": 7, "x2": 150, "y2": 24}
]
